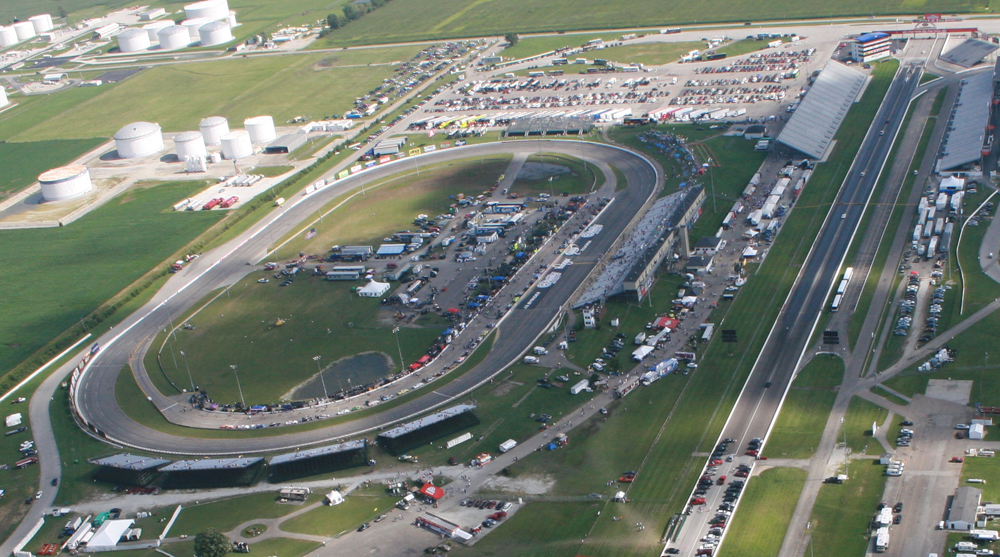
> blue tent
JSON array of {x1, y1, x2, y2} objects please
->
[
  {"x1": 476, "y1": 295, "x2": 489, "y2": 300},
  {"x1": 492, "y1": 276, "x2": 506, "y2": 282},
  {"x1": 467, "y1": 302, "x2": 480, "y2": 309},
  {"x1": 547, "y1": 443, "x2": 558, "y2": 451}
]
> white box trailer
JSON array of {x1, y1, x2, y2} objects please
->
[
  {"x1": 912, "y1": 224, "x2": 923, "y2": 242},
  {"x1": 762, "y1": 200, "x2": 778, "y2": 219},
  {"x1": 708, "y1": 108, "x2": 729, "y2": 120},
  {"x1": 722, "y1": 211, "x2": 735, "y2": 229},
  {"x1": 570, "y1": 379, "x2": 590, "y2": 395},
  {"x1": 748, "y1": 209, "x2": 763, "y2": 227},
  {"x1": 936, "y1": 192, "x2": 949, "y2": 211},
  {"x1": 635, "y1": 332, "x2": 647, "y2": 345},
  {"x1": 934, "y1": 217, "x2": 945, "y2": 235},
  {"x1": 926, "y1": 236, "x2": 938, "y2": 257},
  {"x1": 499, "y1": 439, "x2": 517, "y2": 453}
]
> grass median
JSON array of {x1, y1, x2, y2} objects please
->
[
  {"x1": 717, "y1": 467, "x2": 807, "y2": 557},
  {"x1": 766, "y1": 353, "x2": 844, "y2": 459}
]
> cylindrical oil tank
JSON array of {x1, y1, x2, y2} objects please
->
[
  {"x1": 199, "y1": 116, "x2": 229, "y2": 145},
  {"x1": 13, "y1": 21, "x2": 36, "y2": 41},
  {"x1": 117, "y1": 28, "x2": 151, "y2": 53},
  {"x1": 184, "y1": 0, "x2": 229, "y2": 21},
  {"x1": 29, "y1": 14, "x2": 54, "y2": 34},
  {"x1": 181, "y1": 18, "x2": 212, "y2": 40},
  {"x1": 157, "y1": 25, "x2": 190, "y2": 50},
  {"x1": 174, "y1": 131, "x2": 207, "y2": 159},
  {"x1": 114, "y1": 122, "x2": 164, "y2": 159},
  {"x1": 221, "y1": 131, "x2": 253, "y2": 160},
  {"x1": 0, "y1": 27, "x2": 18, "y2": 48},
  {"x1": 39, "y1": 165, "x2": 93, "y2": 202},
  {"x1": 244, "y1": 115, "x2": 276, "y2": 144},
  {"x1": 144, "y1": 20, "x2": 174, "y2": 43},
  {"x1": 198, "y1": 21, "x2": 233, "y2": 46},
  {"x1": 0, "y1": 86, "x2": 8, "y2": 108}
]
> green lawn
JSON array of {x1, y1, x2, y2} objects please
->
[
  {"x1": 0, "y1": 85, "x2": 111, "y2": 142},
  {"x1": 717, "y1": 467, "x2": 807, "y2": 557},
  {"x1": 808, "y1": 462, "x2": 887, "y2": 557},
  {"x1": 0, "y1": 180, "x2": 223, "y2": 389},
  {"x1": 0, "y1": 139, "x2": 106, "y2": 197},
  {"x1": 163, "y1": 493, "x2": 322, "y2": 536},
  {"x1": 882, "y1": 309, "x2": 1000, "y2": 406},
  {"x1": 961, "y1": 458, "x2": 1000, "y2": 501},
  {"x1": 457, "y1": 502, "x2": 602, "y2": 557},
  {"x1": 766, "y1": 354, "x2": 844, "y2": 459},
  {"x1": 841, "y1": 396, "x2": 889, "y2": 455},
  {"x1": 16, "y1": 47, "x2": 422, "y2": 141},
  {"x1": 714, "y1": 39, "x2": 768, "y2": 58},
  {"x1": 319, "y1": 0, "x2": 987, "y2": 46},
  {"x1": 496, "y1": 33, "x2": 627, "y2": 60},
  {"x1": 510, "y1": 153, "x2": 604, "y2": 196},
  {"x1": 590, "y1": 41, "x2": 706, "y2": 66},
  {"x1": 278, "y1": 495, "x2": 397, "y2": 536}
]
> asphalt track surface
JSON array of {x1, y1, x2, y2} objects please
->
[
  {"x1": 672, "y1": 64, "x2": 922, "y2": 555},
  {"x1": 72, "y1": 140, "x2": 658, "y2": 455}
]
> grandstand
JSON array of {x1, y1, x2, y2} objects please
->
[
  {"x1": 575, "y1": 187, "x2": 705, "y2": 307},
  {"x1": 505, "y1": 115, "x2": 594, "y2": 136},
  {"x1": 90, "y1": 454, "x2": 171, "y2": 487},
  {"x1": 159, "y1": 457, "x2": 266, "y2": 489},
  {"x1": 269, "y1": 440, "x2": 369, "y2": 482},
  {"x1": 378, "y1": 404, "x2": 479, "y2": 455}
]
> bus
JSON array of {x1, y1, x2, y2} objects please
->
[{"x1": 831, "y1": 294, "x2": 843, "y2": 312}]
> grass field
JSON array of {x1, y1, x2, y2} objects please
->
[
  {"x1": 278, "y1": 495, "x2": 397, "y2": 536},
  {"x1": 0, "y1": 86, "x2": 111, "y2": 142},
  {"x1": 165, "y1": 492, "x2": 321, "y2": 536},
  {"x1": 960, "y1": 457, "x2": 1000, "y2": 501},
  {"x1": 0, "y1": 138, "x2": 106, "y2": 197},
  {"x1": 318, "y1": 0, "x2": 986, "y2": 46},
  {"x1": 714, "y1": 39, "x2": 768, "y2": 58},
  {"x1": 717, "y1": 467, "x2": 807, "y2": 557},
  {"x1": 15, "y1": 47, "x2": 422, "y2": 141},
  {"x1": 841, "y1": 396, "x2": 888, "y2": 455},
  {"x1": 456, "y1": 501, "x2": 599, "y2": 557},
  {"x1": 510, "y1": 153, "x2": 603, "y2": 196},
  {"x1": 589, "y1": 41, "x2": 706, "y2": 66},
  {"x1": 807, "y1": 461, "x2": 887, "y2": 557},
  {"x1": 0, "y1": 180, "x2": 222, "y2": 382},
  {"x1": 766, "y1": 354, "x2": 843, "y2": 459}
]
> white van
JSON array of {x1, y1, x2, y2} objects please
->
[
  {"x1": 524, "y1": 356, "x2": 539, "y2": 364},
  {"x1": 533, "y1": 346, "x2": 549, "y2": 355}
]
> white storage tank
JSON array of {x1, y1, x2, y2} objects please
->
[
  {"x1": 29, "y1": 14, "x2": 54, "y2": 34},
  {"x1": 0, "y1": 86, "x2": 7, "y2": 108},
  {"x1": 13, "y1": 21, "x2": 36, "y2": 41},
  {"x1": 181, "y1": 18, "x2": 213, "y2": 40},
  {"x1": 39, "y1": 165, "x2": 93, "y2": 202},
  {"x1": 0, "y1": 26, "x2": 18, "y2": 48},
  {"x1": 174, "y1": 131, "x2": 207, "y2": 159},
  {"x1": 117, "y1": 28, "x2": 151, "y2": 53},
  {"x1": 198, "y1": 21, "x2": 233, "y2": 46},
  {"x1": 114, "y1": 122, "x2": 164, "y2": 159},
  {"x1": 157, "y1": 25, "x2": 191, "y2": 50},
  {"x1": 244, "y1": 115, "x2": 276, "y2": 144},
  {"x1": 199, "y1": 116, "x2": 229, "y2": 145},
  {"x1": 226, "y1": 12, "x2": 238, "y2": 27},
  {"x1": 221, "y1": 130, "x2": 253, "y2": 159},
  {"x1": 144, "y1": 20, "x2": 174, "y2": 43},
  {"x1": 184, "y1": 0, "x2": 230, "y2": 21}
]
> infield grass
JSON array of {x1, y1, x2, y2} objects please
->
[
  {"x1": 510, "y1": 153, "x2": 603, "y2": 196},
  {"x1": 807, "y1": 461, "x2": 887, "y2": 557},
  {"x1": 841, "y1": 396, "x2": 888, "y2": 455},
  {"x1": 278, "y1": 495, "x2": 397, "y2": 537},
  {"x1": 717, "y1": 467, "x2": 807, "y2": 557},
  {"x1": 765, "y1": 354, "x2": 843, "y2": 459},
  {"x1": 455, "y1": 501, "x2": 599, "y2": 557}
]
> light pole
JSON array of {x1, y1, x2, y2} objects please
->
[
  {"x1": 231, "y1": 364, "x2": 245, "y2": 408},
  {"x1": 392, "y1": 327, "x2": 404, "y2": 372},
  {"x1": 313, "y1": 355, "x2": 329, "y2": 400},
  {"x1": 180, "y1": 351, "x2": 195, "y2": 392}
]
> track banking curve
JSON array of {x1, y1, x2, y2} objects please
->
[
  {"x1": 671, "y1": 64, "x2": 921, "y2": 555},
  {"x1": 72, "y1": 141, "x2": 659, "y2": 455}
]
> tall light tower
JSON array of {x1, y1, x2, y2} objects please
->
[
  {"x1": 231, "y1": 364, "x2": 245, "y2": 408},
  {"x1": 313, "y1": 355, "x2": 329, "y2": 400}
]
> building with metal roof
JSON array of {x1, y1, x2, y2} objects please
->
[
  {"x1": 937, "y1": 71, "x2": 993, "y2": 174},
  {"x1": 941, "y1": 38, "x2": 998, "y2": 68},
  {"x1": 777, "y1": 60, "x2": 868, "y2": 159},
  {"x1": 269, "y1": 440, "x2": 368, "y2": 481},
  {"x1": 851, "y1": 33, "x2": 892, "y2": 63},
  {"x1": 264, "y1": 134, "x2": 308, "y2": 154},
  {"x1": 378, "y1": 404, "x2": 479, "y2": 455},
  {"x1": 946, "y1": 486, "x2": 982, "y2": 530}
]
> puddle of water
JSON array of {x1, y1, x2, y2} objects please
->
[{"x1": 292, "y1": 352, "x2": 393, "y2": 399}]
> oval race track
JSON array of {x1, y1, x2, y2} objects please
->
[{"x1": 73, "y1": 140, "x2": 660, "y2": 455}]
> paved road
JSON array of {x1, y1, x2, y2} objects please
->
[
  {"x1": 70, "y1": 140, "x2": 659, "y2": 455},
  {"x1": 669, "y1": 62, "x2": 922, "y2": 556}
]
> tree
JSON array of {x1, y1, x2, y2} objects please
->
[
  {"x1": 57, "y1": 6, "x2": 68, "y2": 19},
  {"x1": 326, "y1": 13, "x2": 342, "y2": 29},
  {"x1": 371, "y1": 0, "x2": 385, "y2": 8},
  {"x1": 504, "y1": 33, "x2": 519, "y2": 47},
  {"x1": 342, "y1": 3, "x2": 363, "y2": 20},
  {"x1": 194, "y1": 529, "x2": 231, "y2": 557}
]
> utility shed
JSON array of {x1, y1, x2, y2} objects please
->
[
  {"x1": 776, "y1": 60, "x2": 867, "y2": 159},
  {"x1": 946, "y1": 486, "x2": 982, "y2": 530},
  {"x1": 265, "y1": 134, "x2": 308, "y2": 154}
]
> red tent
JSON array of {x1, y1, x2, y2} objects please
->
[
  {"x1": 653, "y1": 316, "x2": 679, "y2": 331},
  {"x1": 446, "y1": 308, "x2": 461, "y2": 314},
  {"x1": 419, "y1": 483, "x2": 444, "y2": 500}
]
